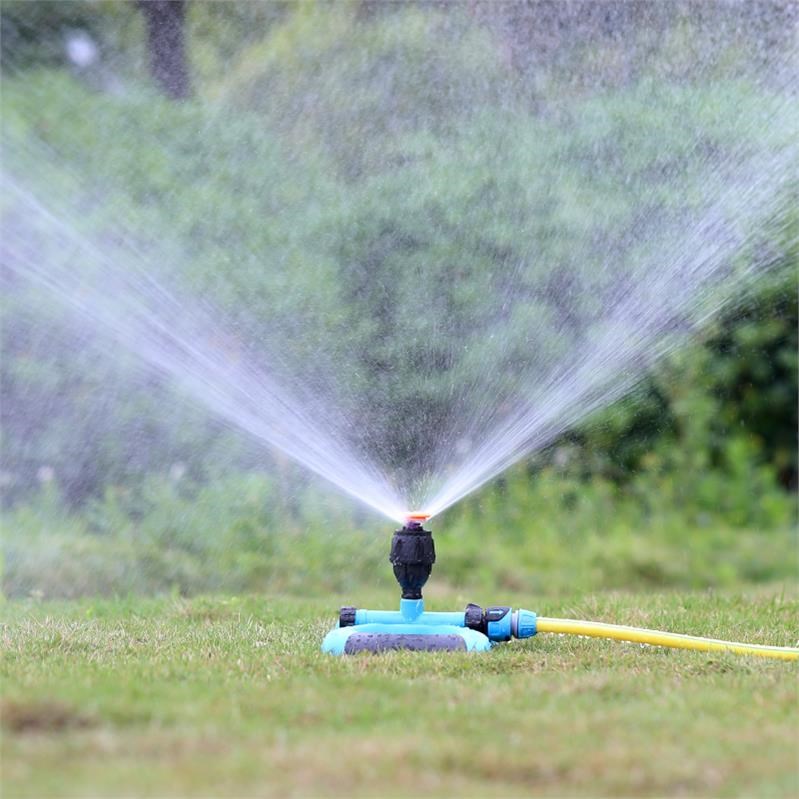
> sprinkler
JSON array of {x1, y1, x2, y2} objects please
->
[
  {"x1": 322, "y1": 514, "x2": 536, "y2": 653},
  {"x1": 322, "y1": 515, "x2": 799, "y2": 660}
]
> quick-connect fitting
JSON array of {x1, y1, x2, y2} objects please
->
[
  {"x1": 485, "y1": 606, "x2": 513, "y2": 641},
  {"x1": 464, "y1": 604, "x2": 537, "y2": 641},
  {"x1": 512, "y1": 608, "x2": 537, "y2": 639}
]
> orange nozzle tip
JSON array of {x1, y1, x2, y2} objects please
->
[{"x1": 404, "y1": 511, "x2": 430, "y2": 522}]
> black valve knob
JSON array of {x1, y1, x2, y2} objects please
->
[
  {"x1": 339, "y1": 606, "x2": 357, "y2": 627},
  {"x1": 464, "y1": 603, "x2": 484, "y2": 632}
]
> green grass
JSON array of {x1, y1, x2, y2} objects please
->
[{"x1": 2, "y1": 586, "x2": 797, "y2": 798}]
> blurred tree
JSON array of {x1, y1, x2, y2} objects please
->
[
  {"x1": 2, "y1": 1, "x2": 90, "y2": 68},
  {"x1": 707, "y1": 272, "x2": 798, "y2": 489},
  {"x1": 186, "y1": 1, "x2": 290, "y2": 90},
  {"x1": 473, "y1": 0, "x2": 798, "y2": 89},
  {"x1": 137, "y1": 0, "x2": 190, "y2": 99},
  {"x1": 213, "y1": 4, "x2": 512, "y2": 179}
]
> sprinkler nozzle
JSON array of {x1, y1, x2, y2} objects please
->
[{"x1": 390, "y1": 518, "x2": 435, "y2": 599}]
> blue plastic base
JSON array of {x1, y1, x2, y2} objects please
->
[
  {"x1": 322, "y1": 598, "x2": 537, "y2": 654},
  {"x1": 322, "y1": 623, "x2": 492, "y2": 655}
]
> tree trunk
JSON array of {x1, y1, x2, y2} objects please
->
[{"x1": 138, "y1": 0, "x2": 191, "y2": 100}]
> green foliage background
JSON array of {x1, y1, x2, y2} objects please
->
[{"x1": 1, "y1": 1, "x2": 796, "y2": 598}]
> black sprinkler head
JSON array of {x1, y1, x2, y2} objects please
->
[{"x1": 389, "y1": 520, "x2": 436, "y2": 599}]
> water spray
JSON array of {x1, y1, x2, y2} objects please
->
[{"x1": 323, "y1": 516, "x2": 799, "y2": 660}]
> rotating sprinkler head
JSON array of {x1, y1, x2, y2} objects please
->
[{"x1": 390, "y1": 514, "x2": 435, "y2": 599}]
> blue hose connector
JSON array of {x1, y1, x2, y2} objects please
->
[{"x1": 512, "y1": 608, "x2": 538, "y2": 639}]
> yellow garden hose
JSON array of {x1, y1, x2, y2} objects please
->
[{"x1": 535, "y1": 617, "x2": 799, "y2": 661}]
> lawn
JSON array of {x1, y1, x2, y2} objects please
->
[{"x1": 2, "y1": 586, "x2": 797, "y2": 798}]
